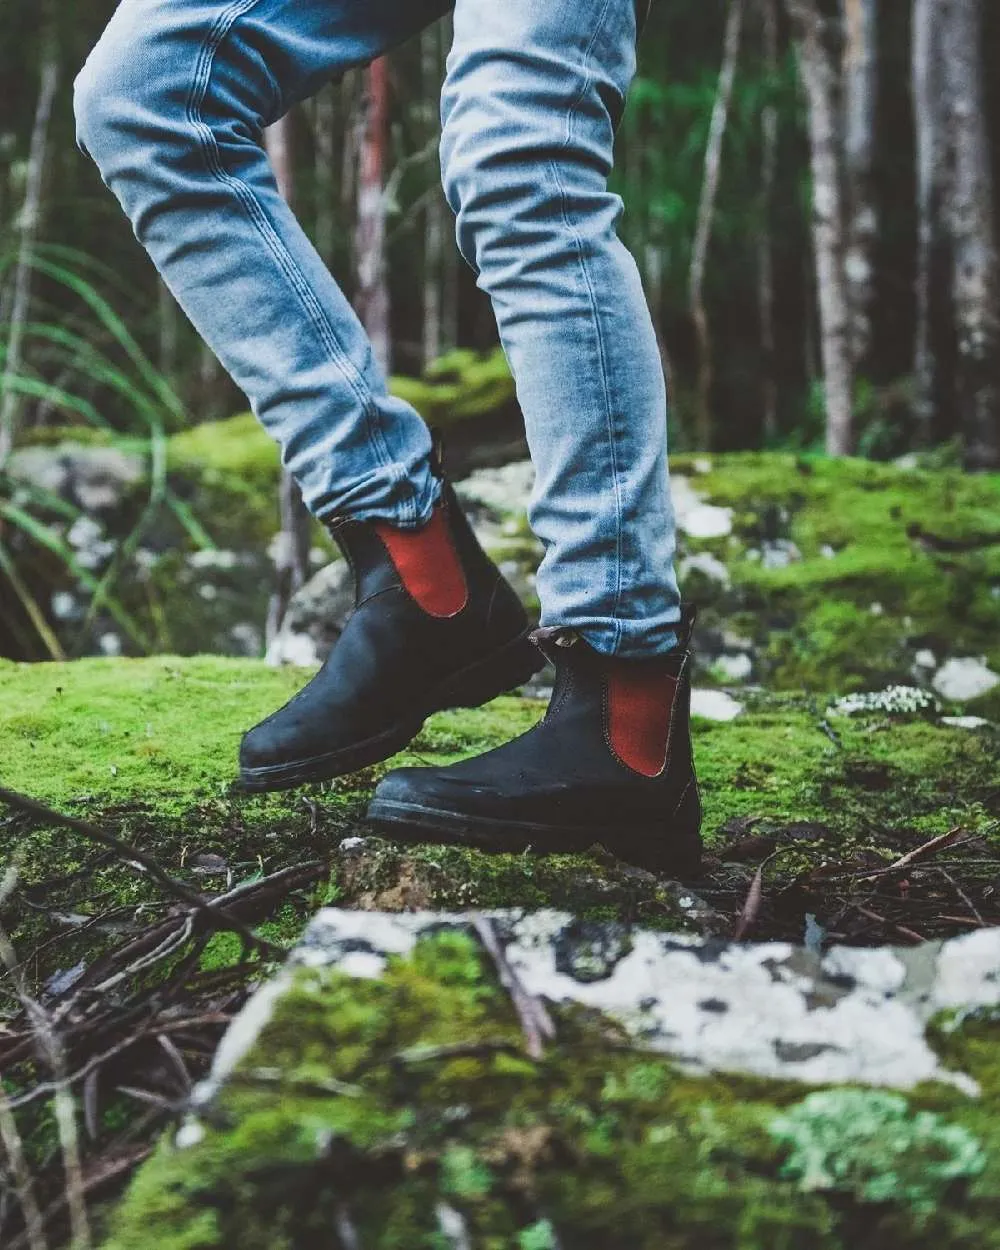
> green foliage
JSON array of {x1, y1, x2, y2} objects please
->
[
  {"x1": 770, "y1": 1090, "x2": 987, "y2": 1218},
  {"x1": 390, "y1": 348, "x2": 515, "y2": 427}
]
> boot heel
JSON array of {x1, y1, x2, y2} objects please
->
[
  {"x1": 432, "y1": 630, "x2": 544, "y2": 711},
  {"x1": 620, "y1": 780, "x2": 703, "y2": 878}
]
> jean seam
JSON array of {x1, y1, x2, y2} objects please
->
[
  {"x1": 185, "y1": 0, "x2": 415, "y2": 524},
  {"x1": 548, "y1": 0, "x2": 624, "y2": 654}
]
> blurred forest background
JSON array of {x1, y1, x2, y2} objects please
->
[{"x1": 0, "y1": 0, "x2": 999, "y2": 662}]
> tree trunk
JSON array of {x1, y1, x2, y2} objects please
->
[
  {"x1": 911, "y1": 0, "x2": 949, "y2": 440},
  {"x1": 312, "y1": 84, "x2": 338, "y2": 265},
  {"x1": 264, "y1": 114, "x2": 311, "y2": 646},
  {"x1": 421, "y1": 27, "x2": 445, "y2": 366},
  {"x1": 690, "y1": 0, "x2": 745, "y2": 452},
  {"x1": 757, "y1": 0, "x2": 780, "y2": 441},
  {"x1": 940, "y1": 0, "x2": 1000, "y2": 468},
  {"x1": 841, "y1": 0, "x2": 878, "y2": 370},
  {"x1": 355, "y1": 58, "x2": 392, "y2": 377},
  {"x1": 785, "y1": 0, "x2": 854, "y2": 456},
  {"x1": 0, "y1": 38, "x2": 58, "y2": 466}
]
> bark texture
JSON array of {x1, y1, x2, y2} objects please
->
[
  {"x1": 939, "y1": 0, "x2": 1000, "y2": 468},
  {"x1": 786, "y1": 0, "x2": 855, "y2": 455}
]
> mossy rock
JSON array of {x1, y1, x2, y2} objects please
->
[
  {"x1": 669, "y1": 453, "x2": 1000, "y2": 697},
  {"x1": 98, "y1": 916, "x2": 1000, "y2": 1250}
]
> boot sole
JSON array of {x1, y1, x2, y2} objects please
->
[
  {"x1": 236, "y1": 628, "x2": 544, "y2": 793},
  {"x1": 364, "y1": 798, "x2": 704, "y2": 879}
]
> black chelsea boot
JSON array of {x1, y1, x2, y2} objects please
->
[
  {"x1": 366, "y1": 606, "x2": 702, "y2": 877},
  {"x1": 238, "y1": 481, "x2": 543, "y2": 791}
]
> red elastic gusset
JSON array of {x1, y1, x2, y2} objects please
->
[
  {"x1": 606, "y1": 663, "x2": 679, "y2": 778},
  {"x1": 374, "y1": 506, "x2": 469, "y2": 618}
]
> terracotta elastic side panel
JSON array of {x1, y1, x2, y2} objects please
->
[
  {"x1": 606, "y1": 664, "x2": 679, "y2": 778},
  {"x1": 374, "y1": 506, "x2": 468, "y2": 618}
]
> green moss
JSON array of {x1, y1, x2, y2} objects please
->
[
  {"x1": 99, "y1": 931, "x2": 1000, "y2": 1250},
  {"x1": 390, "y1": 348, "x2": 515, "y2": 427},
  {"x1": 674, "y1": 453, "x2": 1000, "y2": 695},
  {"x1": 0, "y1": 658, "x2": 996, "y2": 994}
]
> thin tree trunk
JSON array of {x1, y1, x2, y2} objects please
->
[
  {"x1": 421, "y1": 27, "x2": 444, "y2": 366},
  {"x1": 312, "y1": 84, "x2": 338, "y2": 265},
  {"x1": 264, "y1": 114, "x2": 311, "y2": 645},
  {"x1": 355, "y1": 58, "x2": 392, "y2": 376},
  {"x1": 911, "y1": 0, "x2": 949, "y2": 440},
  {"x1": 157, "y1": 280, "x2": 180, "y2": 389},
  {"x1": 757, "y1": 0, "x2": 780, "y2": 441},
  {"x1": 0, "y1": 40, "x2": 58, "y2": 466},
  {"x1": 940, "y1": 0, "x2": 1000, "y2": 468},
  {"x1": 690, "y1": 0, "x2": 745, "y2": 451},
  {"x1": 842, "y1": 0, "x2": 878, "y2": 371},
  {"x1": 786, "y1": 0, "x2": 854, "y2": 456}
]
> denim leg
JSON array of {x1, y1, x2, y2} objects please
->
[
  {"x1": 441, "y1": 0, "x2": 682, "y2": 656},
  {"x1": 74, "y1": 0, "x2": 449, "y2": 527}
]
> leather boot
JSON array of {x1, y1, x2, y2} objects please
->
[
  {"x1": 366, "y1": 607, "x2": 702, "y2": 876},
  {"x1": 238, "y1": 482, "x2": 543, "y2": 791}
]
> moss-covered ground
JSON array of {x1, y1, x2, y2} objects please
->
[
  {"x1": 99, "y1": 928, "x2": 1000, "y2": 1250},
  {"x1": 669, "y1": 453, "x2": 1000, "y2": 708},
  {"x1": 0, "y1": 654, "x2": 996, "y2": 993}
]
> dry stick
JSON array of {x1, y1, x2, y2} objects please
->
[
  {"x1": 852, "y1": 903, "x2": 924, "y2": 945},
  {"x1": 732, "y1": 863, "x2": 765, "y2": 942},
  {"x1": 6, "y1": 1014, "x2": 235, "y2": 1111},
  {"x1": 471, "y1": 914, "x2": 554, "y2": 1061},
  {"x1": 0, "y1": 913, "x2": 90, "y2": 1249},
  {"x1": 937, "y1": 867, "x2": 986, "y2": 927},
  {"x1": 0, "y1": 1097, "x2": 48, "y2": 1250},
  {"x1": 0, "y1": 787, "x2": 280, "y2": 958},
  {"x1": 877, "y1": 825, "x2": 967, "y2": 876}
]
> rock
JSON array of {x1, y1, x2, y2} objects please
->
[
  {"x1": 932, "y1": 657, "x2": 1000, "y2": 703},
  {"x1": 941, "y1": 716, "x2": 992, "y2": 730},
  {"x1": 104, "y1": 910, "x2": 1000, "y2": 1249},
  {"x1": 8, "y1": 443, "x2": 143, "y2": 515},
  {"x1": 679, "y1": 551, "x2": 731, "y2": 588},
  {"x1": 197, "y1": 909, "x2": 1000, "y2": 1097},
  {"x1": 671, "y1": 475, "x2": 734, "y2": 539},
  {"x1": 691, "y1": 688, "x2": 744, "y2": 721},
  {"x1": 713, "y1": 653, "x2": 753, "y2": 682},
  {"x1": 265, "y1": 559, "x2": 354, "y2": 667},
  {"x1": 760, "y1": 539, "x2": 802, "y2": 570},
  {"x1": 455, "y1": 460, "x2": 535, "y2": 517}
]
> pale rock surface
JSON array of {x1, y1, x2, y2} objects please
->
[
  {"x1": 670, "y1": 475, "x2": 734, "y2": 539},
  {"x1": 8, "y1": 443, "x2": 143, "y2": 514},
  {"x1": 932, "y1": 657, "x2": 1000, "y2": 702},
  {"x1": 195, "y1": 910, "x2": 1000, "y2": 1111},
  {"x1": 265, "y1": 559, "x2": 354, "y2": 667},
  {"x1": 691, "y1": 688, "x2": 744, "y2": 720}
]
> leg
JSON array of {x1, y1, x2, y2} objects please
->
[
  {"x1": 76, "y1": 0, "x2": 543, "y2": 787},
  {"x1": 369, "y1": 0, "x2": 701, "y2": 874},
  {"x1": 439, "y1": 0, "x2": 682, "y2": 657},
  {"x1": 74, "y1": 0, "x2": 448, "y2": 526}
]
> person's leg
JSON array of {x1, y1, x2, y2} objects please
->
[
  {"x1": 368, "y1": 0, "x2": 701, "y2": 873},
  {"x1": 74, "y1": 0, "x2": 447, "y2": 526},
  {"x1": 438, "y1": 0, "x2": 682, "y2": 657},
  {"x1": 75, "y1": 0, "x2": 543, "y2": 788}
]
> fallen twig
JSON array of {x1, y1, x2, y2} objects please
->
[
  {"x1": 732, "y1": 864, "x2": 765, "y2": 941},
  {"x1": 0, "y1": 786, "x2": 280, "y2": 959},
  {"x1": 875, "y1": 826, "x2": 968, "y2": 877},
  {"x1": 471, "y1": 914, "x2": 554, "y2": 1060}
]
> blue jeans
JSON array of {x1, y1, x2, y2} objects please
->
[{"x1": 75, "y1": 0, "x2": 682, "y2": 656}]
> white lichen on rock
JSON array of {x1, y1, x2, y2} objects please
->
[{"x1": 197, "y1": 910, "x2": 1000, "y2": 1105}]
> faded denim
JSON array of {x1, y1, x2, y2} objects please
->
[{"x1": 75, "y1": 0, "x2": 682, "y2": 655}]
